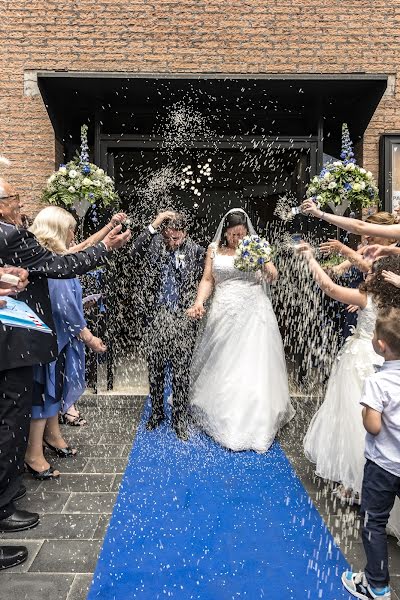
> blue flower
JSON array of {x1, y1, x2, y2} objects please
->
[
  {"x1": 88, "y1": 193, "x2": 94, "y2": 198},
  {"x1": 344, "y1": 183, "x2": 352, "y2": 191},
  {"x1": 243, "y1": 251, "x2": 250, "y2": 257},
  {"x1": 243, "y1": 240, "x2": 250, "y2": 246},
  {"x1": 82, "y1": 165, "x2": 91, "y2": 175},
  {"x1": 258, "y1": 258, "x2": 265, "y2": 264}
]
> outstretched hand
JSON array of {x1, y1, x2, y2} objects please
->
[
  {"x1": 320, "y1": 239, "x2": 344, "y2": 255},
  {"x1": 187, "y1": 302, "x2": 206, "y2": 320},
  {"x1": 382, "y1": 270, "x2": 400, "y2": 288},
  {"x1": 103, "y1": 224, "x2": 131, "y2": 250},
  {"x1": 363, "y1": 244, "x2": 393, "y2": 260},
  {"x1": 301, "y1": 200, "x2": 321, "y2": 217},
  {"x1": 108, "y1": 212, "x2": 127, "y2": 228},
  {"x1": 295, "y1": 241, "x2": 314, "y2": 259}
]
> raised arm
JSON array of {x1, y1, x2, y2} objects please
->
[
  {"x1": 69, "y1": 212, "x2": 126, "y2": 253},
  {"x1": 297, "y1": 243, "x2": 367, "y2": 308},
  {"x1": 320, "y1": 239, "x2": 372, "y2": 273},
  {"x1": 187, "y1": 246, "x2": 215, "y2": 319},
  {"x1": 0, "y1": 226, "x2": 129, "y2": 278},
  {"x1": 131, "y1": 211, "x2": 176, "y2": 261},
  {"x1": 301, "y1": 199, "x2": 400, "y2": 239}
]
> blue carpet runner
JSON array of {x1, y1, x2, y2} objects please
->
[{"x1": 88, "y1": 404, "x2": 352, "y2": 599}]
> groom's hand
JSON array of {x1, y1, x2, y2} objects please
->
[{"x1": 151, "y1": 211, "x2": 177, "y2": 230}]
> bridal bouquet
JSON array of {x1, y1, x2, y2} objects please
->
[
  {"x1": 305, "y1": 123, "x2": 379, "y2": 210},
  {"x1": 42, "y1": 125, "x2": 119, "y2": 214},
  {"x1": 234, "y1": 235, "x2": 272, "y2": 272}
]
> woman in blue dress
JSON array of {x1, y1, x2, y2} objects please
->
[{"x1": 24, "y1": 206, "x2": 118, "y2": 479}]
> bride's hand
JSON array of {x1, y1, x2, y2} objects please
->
[{"x1": 187, "y1": 302, "x2": 206, "y2": 320}]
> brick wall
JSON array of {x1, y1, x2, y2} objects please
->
[{"x1": 1, "y1": 0, "x2": 400, "y2": 214}]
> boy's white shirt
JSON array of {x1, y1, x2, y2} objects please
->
[{"x1": 360, "y1": 360, "x2": 400, "y2": 478}]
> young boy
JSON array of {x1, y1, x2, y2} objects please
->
[{"x1": 342, "y1": 306, "x2": 400, "y2": 600}]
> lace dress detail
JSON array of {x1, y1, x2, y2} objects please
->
[
  {"x1": 190, "y1": 249, "x2": 294, "y2": 453},
  {"x1": 304, "y1": 295, "x2": 384, "y2": 494}
]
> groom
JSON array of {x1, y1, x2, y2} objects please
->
[{"x1": 131, "y1": 211, "x2": 205, "y2": 440}]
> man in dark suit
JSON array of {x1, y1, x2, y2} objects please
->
[
  {"x1": 131, "y1": 211, "x2": 205, "y2": 441},
  {"x1": 0, "y1": 177, "x2": 130, "y2": 569}
]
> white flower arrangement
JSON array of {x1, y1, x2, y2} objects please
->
[
  {"x1": 305, "y1": 124, "x2": 379, "y2": 210},
  {"x1": 41, "y1": 125, "x2": 119, "y2": 210},
  {"x1": 234, "y1": 235, "x2": 272, "y2": 272}
]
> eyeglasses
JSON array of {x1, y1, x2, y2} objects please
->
[{"x1": 0, "y1": 194, "x2": 20, "y2": 202}]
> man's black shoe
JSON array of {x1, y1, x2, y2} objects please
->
[
  {"x1": 0, "y1": 510, "x2": 39, "y2": 533},
  {"x1": 13, "y1": 485, "x2": 27, "y2": 502},
  {"x1": 0, "y1": 545, "x2": 28, "y2": 569},
  {"x1": 146, "y1": 414, "x2": 165, "y2": 431},
  {"x1": 173, "y1": 422, "x2": 189, "y2": 442}
]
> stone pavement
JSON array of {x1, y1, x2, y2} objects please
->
[{"x1": 0, "y1": 393, "x2": 399, "y2": 600}]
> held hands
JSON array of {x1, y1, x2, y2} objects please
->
[
  {"x1": 103, "y1": 224, "x2": 131, "y2": 250},
  {"x1": 187, "y1": 302, "x2": 206, "y2": 320},
  {"x1": 151, "y1": 211, "x2": 177, "y2": 230},
  {"x1": 382, "y1": 270, "x2": 400, "y2": 288}
]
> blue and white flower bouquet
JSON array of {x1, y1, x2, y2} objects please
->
[
  {"x1": 42, "y1": 125, "x2": 119, "y2": 215},
  {"x1": 234, "y1": 235, "x2": 272, "y2": 272},
  {"x1": 305, "y1": 123, "x2": 379, "y2": 213}
]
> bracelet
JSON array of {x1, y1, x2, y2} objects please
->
[{"x1": 105, "y1": 224, "x2": 113, "y2": 232}]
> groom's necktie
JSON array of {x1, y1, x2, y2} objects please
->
[{"x1": 159, "y1": 251, "x2": 180, "y2": 312}]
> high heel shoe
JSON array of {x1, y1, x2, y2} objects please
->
[
  {"x1": 43, "y1": 439, "x2": 77, "y2": 458},
  {"x1": 24, "y1": 462, "x2": 60, "y2": 480}
]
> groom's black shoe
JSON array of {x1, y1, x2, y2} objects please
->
[
  {"x1": 173, "y1": 421, "x2": 189, "y2": 442},
  {"x1": 146, "y1": 413, "x2": 165, "y2": 431}
]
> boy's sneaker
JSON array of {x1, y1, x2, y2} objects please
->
[{"x1": 342, "y1": 571, "x2": 391, "y2": 599}]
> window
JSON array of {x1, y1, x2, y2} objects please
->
[{"x1": 380, "y1": 135, "x2": 400, "y2": 212}]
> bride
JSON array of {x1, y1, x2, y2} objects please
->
[{"x1": 187, "y1": 209, "x2": 294, "y2": 452}]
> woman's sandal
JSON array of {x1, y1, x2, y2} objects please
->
[
  {"x1": 43, "y1": 439, "x2": 77, "y2": 458},
  {"x1": 24, "y1": 462, "x2": 60, "y2": 480},
  {"x1": 59, "y1": 412, "x2": 87, "y2": 427}
]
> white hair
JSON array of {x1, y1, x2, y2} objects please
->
[{"x1": 0, "y1": 181, "x2": 5, "y2": 198}]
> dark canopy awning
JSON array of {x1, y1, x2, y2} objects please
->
[{"x1": 38, "y1": 72, "x2": 387, "y2": 158}]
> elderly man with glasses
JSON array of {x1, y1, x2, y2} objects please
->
[{"x1": 0, "y1": 177, "x2": 130, "y2": 569}]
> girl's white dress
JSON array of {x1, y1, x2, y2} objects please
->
[
  {"x1": 190, "y1": 247, "x2": 294, "y2": 453},
  {"x1": 304, "y1": 295, "x2": 383, "y2": 494}
]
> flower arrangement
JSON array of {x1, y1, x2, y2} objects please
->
[
  {"x1": 305, "y1": 124, "x2": 379, "y2": 210},
  {"x1": 234, "y1": 235, "x2": 272, "y2": 272},
  {"x1": 42, "y1": 125, "x2": 119, "y2": 212}
]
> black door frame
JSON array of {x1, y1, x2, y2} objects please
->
[{"x1": 97, "y1": 135, "x2": 320, "y2": 178}]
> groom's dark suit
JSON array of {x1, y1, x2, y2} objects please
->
[{"x1": 131, "y1": 226, "x2": 205, "y2": 427}]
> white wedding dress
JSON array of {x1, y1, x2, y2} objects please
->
[{"x1": 190, "y1": 246, "x2": 294, "y2": 453}]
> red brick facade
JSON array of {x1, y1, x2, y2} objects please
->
[{"x1": 1, "y1": 1, "x2": 400, "y2": 214}]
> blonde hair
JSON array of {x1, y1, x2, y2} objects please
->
[
  {"x1": 366, "y1": 211, "x2": 396, "y2": 226},
  {"x1": 29, "y1": 206, "x2": 76, "y2": 254}
]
